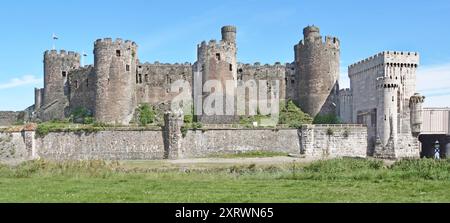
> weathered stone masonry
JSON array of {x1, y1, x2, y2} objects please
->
[{"x1": 1, "y1": 123, "x2": 368, "y2": 161}]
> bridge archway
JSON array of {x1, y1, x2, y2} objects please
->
[{"x1": 418, "y1": 134, "x2": 449, "y2": 158}]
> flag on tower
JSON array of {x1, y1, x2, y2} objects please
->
[{"x1": 52, "y1": 33, "x2": 59, "y2": 40}]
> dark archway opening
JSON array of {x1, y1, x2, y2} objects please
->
[{"x1": 418, "y1": 134, "x2": 448, "y2": 158}]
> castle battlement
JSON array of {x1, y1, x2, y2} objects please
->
[
  {"x1": 94, "y1": 38, "x2": 137, "y2": 48},
  {"x1": 297, "y1": 26, "x2": 340, "y2": 50},
  {"x1": 197, "y1": 39, "x2": 234, "y2": 50},
  {"x1": 139, "y1": 62, "x2": 192, "y2": 67},
  {"x1": 298, "y1": 36, "x2": 340, "y2": 49},
  {"x1": 349, "y1": 51, "x2": 419, "y2": 69},
  {"x1": 339, "y1": 88, "x2": 352, "y2": 96},
  {"x1": 44, "y1": 50, "x2": 80, "y2": 58},
  {"x1": 376, "y1": 76, "x2": 400, "y2": 89},
  {"x1": 410, "y1": 93, "x2": 425, "y2": 104},
  {"x1": 238, "y1": 62, "x2": 286, "y2": 69}
]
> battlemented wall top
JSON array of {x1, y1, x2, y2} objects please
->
[
  {"x1": 238, "y1": 62, "x2": 288, "y2": 68},
  {"x1": 44, "y1": 50, "x2": 80, "y2": 58},
  {"x1": 339, "y1": 88, "x2": 352, "y2": 95},
  {"x1": 139, "y1": 62, "x2": 192, "y2": 67},
  {"x1": 349, "y1": 51, "x2": 419, "y2": 69},
  {"x1": 297, "y1": 35, "x2": 340, "y2": 49},
  {"x1": 376, "y1": 76, "x2": 401, "y2": 89},
  {"x1": 197, "y1": 38, "x2": 234, "y2": 49},
  {"x1": 410, "y1": 93, "x2": 425, "y2": 104},
  {"x1": 94, "y1": 38, "x2": 137, "y2": 47},
  {"x1": 221, "y1": 25, "x2": 237, "y2": 33}
]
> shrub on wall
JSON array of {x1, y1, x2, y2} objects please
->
[
  {"x1": 183, "y1": 105, "x2": 194, "y2": 124},
  {"x1": 313, "y1": 114, "x2": 342, "y2": 124},
  {"x1": 70, "y1": 107, "x2": 93, "y2": 124},
  {"x1": 137, "y1": 104, "x2": 156, "y2": 126},
  {"x1": 278, "y1": 100, "x2": 313, "y2": 128}
]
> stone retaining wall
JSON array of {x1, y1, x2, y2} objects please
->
[{"x1": 1, "y1": 124, "x2": 368, "y2": 161}]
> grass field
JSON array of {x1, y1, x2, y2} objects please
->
[{"x1": 0, "y1": 158, "x2": 449, "y2": 202}]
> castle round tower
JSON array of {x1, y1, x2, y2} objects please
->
[
  {"x1": 193, "y1": 26, "x2": 238, "y2": 123},
  {"x1": 43, "y1": 50, "x2": 80, "y2": 106},
  {"x1": 294, "y1": 25, "x2": 340, "y2": 117},
  {"x1": 93, "y1": 38, "x2": 138, "y2": 124},
  {"x1": 376, "y1": 77, "x2": 400, "y2": 149}
]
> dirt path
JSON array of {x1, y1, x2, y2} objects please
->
[{"x1": 169, "y1": 156, "x2": 312, "y2": 165}]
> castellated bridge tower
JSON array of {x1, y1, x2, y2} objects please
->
[
  {"x1": 94, "y1": 38, "x2": 138, "y2": 125},
  {"x1": 409, "y1": 93, "x2": 425, "y2": 135},
  {"x1": 41, "y1": 50, "x2": 80, "y2": 120},
  {"x1": 294, "y1": 26, "x2": 340, "y2": 117},
  {"x1": 193, "y1": 26, "x2": 238, "y2": 123}
]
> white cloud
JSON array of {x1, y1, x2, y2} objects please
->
[
  {"x1": 339, "y1": 66, "x2": 350, "y2": 89},
  {"x1": 0, "y1": 75, "x2": 42, "y2": 90},
  {"x1": 417, "y1": 63, "x2": 450, "y2": 107}
]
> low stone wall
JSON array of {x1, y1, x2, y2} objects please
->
[
  {"x1": 0, "y1": 131, "x2": 32, "y2": 163},
  {"x1": 0, "y1": 124, "x2": 369, "y2": 161},
  {"x1": 181, "y1": 129, "x2": 300, "y2": 158},
  {"x1": 36, "y1": 130, "x2": 165, "y2": 160},
  {"x1": 300, "y1": 125, "x2": 368, "y2": 158}
]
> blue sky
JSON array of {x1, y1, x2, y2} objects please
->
[{"x1": 1, "y1": 0, "x2": 450, "y2": 110}]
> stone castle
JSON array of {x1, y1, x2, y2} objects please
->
[
  {"x1": 1, "y1": 25, "x2": 424, "y2": 160},
  {"x1": 33, "y1": 25, "x2": 341, "y2": 125}
]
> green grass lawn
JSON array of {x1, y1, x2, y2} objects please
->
[{"x1": 0, "y1": 158, "x2": 449, "y2": 203}]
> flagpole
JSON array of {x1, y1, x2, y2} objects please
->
[
  {"x1": 52, "y1": 33, "x2": 58, "y2": 50},
  {"x1": 82, "y1": 51, "x2": 87, "y2": 67}
]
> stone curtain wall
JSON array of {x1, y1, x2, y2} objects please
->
[
  {"x1": 299, "y1": 125, "x2": 368, "y2": 158},
  {"x1": 35, "y1": 130, "x2": 165, "y2": 160},
  {"x1": 181, "y1": 129, "x2": 300, "y2": 158},
  {"x1": 0, "y1": 112, "x2": 21, "y2": 126},
  {"x1": 1, "y1": 125, "x2": 368, "y2": 161}
]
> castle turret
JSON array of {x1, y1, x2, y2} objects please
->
[
  {"x1": 221, "y1": 25, "x2": 236, "y2": 43},
  {"x1": 41, "y1": 50, "x2": 80, "y2": 120},
  {"x1": 193, "y1": 26, "x2": 238, "y2": 123},
  {"x1": 93, "y1": 38, "x2": 138, "y2": 124},
  {"x1": 43, "y1": 50, "x2": 80, "y2": 105},
  {"x1": 294, "y1": 25, "x2": 340, "y2": 117},
  {"x1": 338, "y1": 88, "x2": 353, "y2": 123},
  {"x1": 34, "y1": 88, "x2": 43, "y2": 111},
  {"x1": 409, "y1": 93, "x2": 425, "y2": 135},
  {"x1": 374, "y1": 77, "x2": 400, "y2": 158}
]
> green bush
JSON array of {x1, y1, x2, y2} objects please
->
[
  {"x1": 70, "y1": 107, "x2": 93, "y2": 124},
  {"x1": 183, "y1": 105, "x2": 194, "y2": 124},
  {"x1": 83, "y1": 117, "x2": 95, "y2": 124},
  {"x1": 313, "y1": 114, "x2": 342, "y2": 124},
  {"x1": 36, "y1": 124, "x2": 51, "y2": 138},
  {"x1": 137, "y1": 104, "x2": 156, "y2": 126},
  {"x1": 181, "y1": 126, "x2": 188, "y2": 137},
  {"x1": 184, "y1": 114, "x2": 193, "y2": 124},
  {"x1": 278, "y1": 100, "x2": 313, "y2": 127}
]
